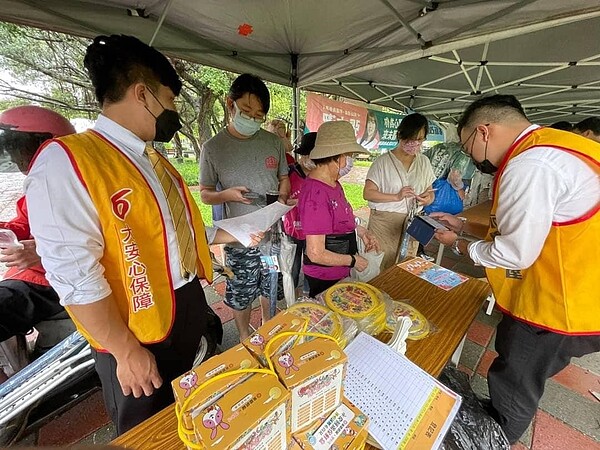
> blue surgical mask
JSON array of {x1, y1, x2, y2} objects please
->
[
  {"x1": 338, "y1": 156, "x2": 354, "y2": 178},
  {"x1": 232, "y1": 102, "x2": 262, "y2": 136}
]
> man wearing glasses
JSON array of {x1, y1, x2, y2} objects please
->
[
  {"x1": 432, "y1": 95, "x2": 600, "y2": 444},
  {"x1": 200, "y1": 73, "x2": 290, "y2": 340}
]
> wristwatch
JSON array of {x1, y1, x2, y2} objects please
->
[
  {"x1": 349, "y1": 254, "x2": 356, "y2": 268},
  {"x1": 451, "y1": 239, "x2": 464, "y2": 256}
]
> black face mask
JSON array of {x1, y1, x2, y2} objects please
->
[
  {"x1": 472, "y1": 138, "x2": 498, "y2": 174},
  {"x1": 145, "y1": 88, "x2": 182, "y2": 143}
]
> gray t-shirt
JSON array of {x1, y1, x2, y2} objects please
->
[{"x1": 200, "y1": 127, "x2": 288, "y2": 219}]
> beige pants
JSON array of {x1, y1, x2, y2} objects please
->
[{"x1": 368, "y1": 209, "x2": 418, "y2": 271}]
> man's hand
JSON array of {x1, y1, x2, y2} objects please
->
[
  {"x1": 114, "y1": 344, "x2": 163, "y2": 398},
  {"x1": 0, "y1": 239, "x2": 41, "y2": 269},
  {"x1": 429, "y1": 212, "x2": 464, "y2": 233},
  {"x1": 225, "y1": 186, "x2": 252, "y2": 204},
  {"x1": 396, "y1": 186, "x2": 415, "y2": 201},
  {"x1": 354, "y1": 255, "x2": 369, "y2": 272},
  {"x1": 434, "y1": 229, "x2": 458, "y2": 246}
]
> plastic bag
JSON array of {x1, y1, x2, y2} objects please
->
[
  {"x1": 439, "y1": 366, "x2": 510, "y2": 450},
  {"x1": 350, "y1": 233, "x2": 384, "y2": 283},
  {"x1": 424, "y1": 178, "x2": 463, "y2": 215},
  {"x1": 279, "y1": 235, "x2": 297, "y2": 307}
]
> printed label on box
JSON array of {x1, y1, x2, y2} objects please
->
[
  {"x1": 292, "y1": 365, "x2": 344, "y2": 431},
  {"x1": 311, "y1": 403, "x2": 355, "y2": 450},
  {"x1": 232, "y1": 402, "x2": 287, "y2": 450}
]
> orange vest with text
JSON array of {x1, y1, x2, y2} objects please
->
[
  {"x1": 46, "y1": 130, "x2": 213, "y2": 349},
  {"x1": 486, "y1": 127, "x2": 600, "y2": 335}
]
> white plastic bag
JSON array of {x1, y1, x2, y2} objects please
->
[
  {"x1": 349, "y1": 234, "x2": 384, "y2": 282},
  {"x1": 279, "y1": 235, "x2": 297, "y2": 307}
]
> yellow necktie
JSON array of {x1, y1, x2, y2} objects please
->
[{"x1": 145, "y1": 146, "x2": 197, "y2": 278}]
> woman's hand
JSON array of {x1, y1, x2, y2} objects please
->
[
  {"x1": 361, "y1": 231, "x2": 380, "y2": 253},
  {"x1": 0, "y1": 240, "x2": 41, "y2": 269},
  {"x1": 415, "y1": 188, "x2": 435, "y2": 206},
  {"x1": 396, "y1": 186, "x2": 415, "y2": 201},
  {"x1": 429, "y1": 212, "x2": 464, "y2": 233},
  {"x1": 354, "y1": 255, "x2": 369, "y2": 272}
]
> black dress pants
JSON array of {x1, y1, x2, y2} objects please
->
[
  {"x1": 487, "y1": 314, "x2": 600, "y2": 444},
  {"x1": 0, "y1": 279, "x2": 63, "y2": 341},
  {"x1": 93, "y1": 278, "x2": 217, "y2": 435}
]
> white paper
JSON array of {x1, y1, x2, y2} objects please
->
[
  {"x1": 344, "y1": 333, "x2": 462, "y2": 450},
  {"x1": 213, "y1": 202, "x2": 294, "y2": 247}
]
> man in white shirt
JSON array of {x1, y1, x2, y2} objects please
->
[
  {"x1": 24, "y1": 35, "x2": 224, "y2": 435},
  {"x1": 432, "y1": 95, "x2": 600, "y2": 444}
]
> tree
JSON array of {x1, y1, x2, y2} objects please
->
[{"x1": 0, "y1": 22, "x2": 306, "y2": 158}]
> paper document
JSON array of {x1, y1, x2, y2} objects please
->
[
  {"x1": 398, "y1": 257, "x2": 468, "y2": 291},
  {"x1": 214, "y1": 202, "x2": 294, "y2": 247},
  {"x1": 344, "y1": 333, "x2": 461, "y2": 450}
]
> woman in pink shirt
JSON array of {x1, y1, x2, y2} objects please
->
[
  {"x1": 298, "y1": 121, "x2": 379, "y2": 297},
  {"x1": 283, "y1": 132, "x2": 317, "y2": 290}
]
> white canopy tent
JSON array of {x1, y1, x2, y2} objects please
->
[{"x1": 1, "y1": 0, "x2": 600, "y2": 126}]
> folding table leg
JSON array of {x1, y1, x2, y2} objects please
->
[{"x1": 450, "y1": 335, "x2": 467, "y2": 367}]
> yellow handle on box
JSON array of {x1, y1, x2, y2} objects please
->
[{"x1": 176, "y1": 331, "x2": 336, "y2": 449}]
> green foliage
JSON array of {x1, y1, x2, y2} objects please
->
[
  {"x1": 341, "y1": 183, "x2": 368, "y2": 211},
  {"x1": 190, "y1": 192, "x2": 214, "y2": 226},
  {"x1": 170, "y1": 158, "x2": 200, "y2": 186},
  {"x1": 353, "y1": 160, "x2": 372, "y2": 168}
]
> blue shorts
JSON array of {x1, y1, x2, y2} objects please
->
[{"x1": 224, "y1": 247, "x2": 271, "y2": 311}]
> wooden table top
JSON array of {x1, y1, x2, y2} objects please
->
[{"x1": 113, "y1": 266, "x2": 490, "y2": 449}]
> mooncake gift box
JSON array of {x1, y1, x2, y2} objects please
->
[
  {"x1": 293, "y1": 396, "x2": 370, "y2": 450},
  {"x1": 271, "y1": 337, "x2": 347, "y2": 433},
  {"x1": 172, "y1": 343, "x2": 259, "y2": 430},
  {"x1": 243, "y1": 310, "x2": 308, "y2": 366},
  {"x1": 192, "y1": 372, "x2": 291, "y2": 450}
]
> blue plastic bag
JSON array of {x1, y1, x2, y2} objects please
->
[{"x1": 424, "y1": 178, "x2": 463, "y2": 215}]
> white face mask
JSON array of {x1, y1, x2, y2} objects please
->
[
  {"x1": 337, "y1": 156, "x2": 354, "y2": 178},
  {"x1": 231, "y1": 102, "x2": 262, "y2": 136}
]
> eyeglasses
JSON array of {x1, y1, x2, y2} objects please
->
[
  {"x1": 459, "y1": 123, "x2": 490, "y2": 156},
  {"x1": 235, "y1": 102, "x2": 266, "y2": 124}
]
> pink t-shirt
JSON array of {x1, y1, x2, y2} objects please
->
[
  {"x1": 298, "y1": 177, "x2": 356, "y2": 280},
  {"x1": 283, "y1": 165, "x2": 306, "y2": 240}
]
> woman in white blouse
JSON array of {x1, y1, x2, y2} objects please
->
[{"x1": 362, "y1": 113, "x2": 436, "y2": 270}]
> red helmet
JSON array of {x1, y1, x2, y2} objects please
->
[{"x1": 0, "y1": 105, "x2": 76, "y2": 137}]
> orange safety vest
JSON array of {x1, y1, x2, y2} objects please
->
[
  {"x1": 40, "y1": 130, "x2": 213, "y2": 349},
  {"x1": 486, "y1": 127, "x2": 600, "y2": 335}
]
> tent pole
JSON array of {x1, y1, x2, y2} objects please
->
[
  {"x1": 149, "y1": 0, "x2": 175, "y2": 46},
  {"x1": 291, "y1": 53, "x2": 300, "y2": 147}
]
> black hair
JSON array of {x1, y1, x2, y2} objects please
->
[
  {"x1": 397, "y1": 113, "x2": 429, "y2": 141},
  {"x1": 228, "y1": 73, "x2": 271, "y2": 114},
  {"x1": 84, "y1": 35, "x2": 182, "y2": 106},
  {"x1": 311, "y1": 155, "x2": 340, "y2": 166},
  {"x1": 0, "y1": 130, "x2": 52, "y2": 172},
  {"x1": 549, "y1": 121, "x2": 573, "y2": 131},
  {"x1": 573, "y1": 117, "x2": 600, "y2": 135},
  {"x1": 457, "y1": 95, "x2": 527, "y2": 135}
]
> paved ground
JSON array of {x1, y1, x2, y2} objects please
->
[{"x1": 2, "y1": 170, "x2": 599, "y2": 449}]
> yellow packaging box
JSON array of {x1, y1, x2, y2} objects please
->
[
  {"x1": 243, "y1": 310, "x2": 308, "y2": 366},
  {"x1": 293, "y1": 397, "x2": 370, "y2": 450},
  {"x1": 172, "y1": 344, "x2": 259, "y2": 430},
  {"x1": 193, "y1": 373, "x2": 291, "y2": 450},
  {"x1": 272, "y1": 337, "x2": 347, "y2": 432}
]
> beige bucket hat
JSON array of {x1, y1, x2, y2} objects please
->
[{"x1": 309, "y1": 120, "x2": 369, "y2": 160}]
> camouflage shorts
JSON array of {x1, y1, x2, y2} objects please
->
[{"x1": 223, "y1": 247, "x2": 271, "y2": 311}]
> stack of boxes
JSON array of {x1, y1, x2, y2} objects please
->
[{"x1": 172, "y1": 310, "x2": 369, "y2": 450}]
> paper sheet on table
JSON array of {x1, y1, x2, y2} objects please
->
[{"x1": 213, "y1": 202, "x2": 294, "y2": 247}]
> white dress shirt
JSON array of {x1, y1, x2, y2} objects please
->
[
  {"x1": 25, "y1": 115, "x2": 196, "y2": 306},
  {"x1": 469, "y1": 125, "x2": 600, "y2": 269}
]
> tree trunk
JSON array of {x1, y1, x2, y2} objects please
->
[{"x1": 173, "y1": 133, "x2": 184, "y2": 162}]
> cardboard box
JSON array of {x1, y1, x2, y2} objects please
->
[
  {"x1": 293, "y1": 397, "x2": 370, "y2": 450},
  {"x1": 243, "y1": 310, "x2": 308, "y2": 366},
  {"x1": 193, "y1": 373, "x2": 291, "y2": 450},
  {"x1": 272, "y1": 337, "x2": 347, "y2": 432},
  {"x1": 172, "y1": 344, "x2": 259, "y2": 430}
]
